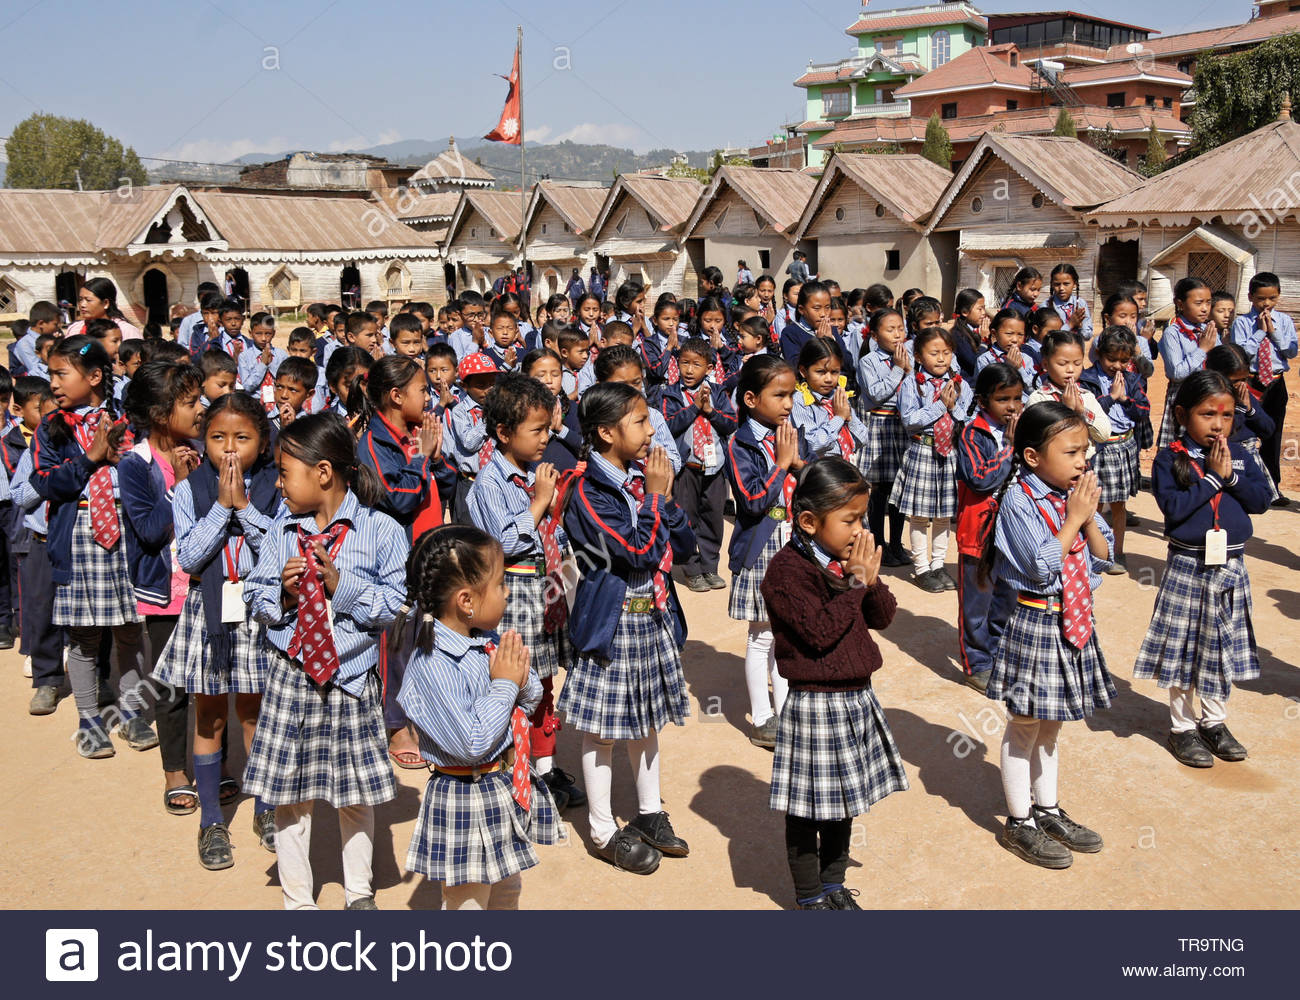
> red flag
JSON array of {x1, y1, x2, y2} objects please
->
[{"x1": 484, "y1": 45, "x2": 522, "y2": 145}]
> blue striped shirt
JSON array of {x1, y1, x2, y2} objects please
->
[
  {"x1": 465, "y1": 451, "x2": 568, "y2": 559},
  {"x1": 446, "y1": 396, "x2": 488, "y2": 475},
  {"x1": 1231, "y1": 307, "x2": 1298, "y2": 375},
  {"x1": 791, "y1": 387, "x2": 868, "y2": 458},
  {"x1": 245, "y1": 490, "x2": 408, "y2": 695},
  {"x1": 993, "y1": 472, "x2": 1114, "y2": 596},
  {"x1": 1159, "y1": 320, "x2": 1211, "y2": 381},
  {"x1": 238, "y1": 346, "x2": 288, "y2": 399},
  {"x1": 9, "y1": 448, "x2": 46, "y2": 532},
  {"x1": 173, "y1": 475, "x2": 276, "y2": 578},
  {"x1": 856, "y1": 347, "x2": 907, "y2": 411},
  {"x1": 898, "y1": 371, "x2": 974, "y2": 434},
  {"x1": 397, "y1": 617, "x2": 541, "y2": 767}
]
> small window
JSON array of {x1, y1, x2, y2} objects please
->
[
  {"x1": 1162, "y1": 96, "x2": 1173, "y2": 110},
  {"x1": 564, "y1": 222, "x2": 571, "y2": 232},
  {"x1": 941, "y1": 102, "x2": 958, "y2": 120},
  {"x1": 1006, "y1": 99, "x2": 1018, "y2": 111},
  {"x1": 1178, "y1": 60, "x2": 1191, "y2": 74},
  {"x1": 715, "y1": 206, "x2": 730, "y2": 230},
  {"x1": 490, "y1": 228, "x2": 497, "y2": 237},
  {"x1": 1107, "y1": 92, "x2": 1125, "y2": 108},
  {"x1": 885, "y1": 249, "x2": 901, "y2": 271},
  {"x1": 758, "y1": 249, "x2": 771, "y2": 269},
  {"x1": 615, "y1": 211, "x2": 628, "y2": 234},
  {"x1": 932, "y1": 29, "x2": 951, "y2": 67},
  {"x1": 822, "y1": 87, "x2": 851, "y2": 117},
  {"x1": 971, "y1": 196, "x2": 984, "y2": 214},
  {"x1": 835, "y1": 207, "x2": 845, "y2": 222},
  {"x1": 1031, "y1": 193, "x2": 1045, "y2": 209},
  {"x1": 1010, "y1": 52, "x2": 1019, "y2": 67},
  {"x1": 1145, "y1": 94, "x2": 1156, "y2": 108},
  {"x1": 875, "y1": 204, "x2": 886, "y2": 218},
  {"x1": 0, "y1": 278, "x2": 16, "y2": 313},
  {"x1": 541, "y1": 223, "x2": 548, "y2": 235},
  {"x1": 470, "y1": 227, "x2": 477, "y2": 238}
]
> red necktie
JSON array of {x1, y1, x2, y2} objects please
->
[
  {"x1": 484, "y1": 638, "x2": 533, "y2": 811},
  {"x1": 471, "y1": 408, "x2": 495, "y2": 470},
  {"x1": 760, "y1": 433, "x2": 796, "y2": 509},
  {"x1": 226, "y1": 338, "x2": 239, "y2": 358},
  {"x1": 395, "y1": 424, "x2": 444, "y2": 540},
  {"x1": 827, "y1": 560, "x2": 845, "y2": 578},
  {"x1": 1040, "y1": 490, "x2": 1093, "y2": 650},
  {"x1": 818, "y1": 397, "x2": 854, "y2": 459},
  {"x1": 666, "y1": 353, "x2": 680, "y2": 385},
  {"x1": 287, "y1": 523, "x2": 349, "y2": 684},
  {"x1": 1257, "y1": 332, "x2": 1276, "y2": 387},
  {"x1": 1172, "y1": 316, "x2": 1202, "y2": 346},
  {"x1": 684, "y1": 388, "x2": 712, "y2": 463},
  {"x1": 69, "y1": 410, "x2": 127, "y2": 549},
  {"x1": 920, "y1": 373, "x2": 956, "y2": 457},
  {"x1": 625, "y1": 473, "x2": 673, "y2": 611},
  {"x1": 508, "y1": 473, "x2": 567, "y2": 632}
]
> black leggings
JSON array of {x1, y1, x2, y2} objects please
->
[
  {"x1": 145, "y1": 616, "x2": 189, "y2": 775},
  {"x1": 785, "y1": 815, "x2": 853, "y2": 902},
  {"x1": 867, "y1": 489, "x2": 904, "y2": 549}
]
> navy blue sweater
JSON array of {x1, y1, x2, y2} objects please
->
[{"x1": 1151, "y1": 436, "x2": 1273, "y2": 551}]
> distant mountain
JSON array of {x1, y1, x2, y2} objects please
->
[{"x1": 148, "y1": 138, "x2": 721, "y2": 186}]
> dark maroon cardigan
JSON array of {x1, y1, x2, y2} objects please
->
[{"x1": 759, "y1": 541, "x2": 897, "y2": 692}]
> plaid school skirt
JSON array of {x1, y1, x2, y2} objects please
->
[
  {"x1": 1156, "y1": 386, "x2": 1182, "y2": 451},
  {"x1": 855, "y1": 411, "x2": 907, "y2": 484},
  {"x1": 889, "y1": 438, "x2": 958, "y2": 520},
  {"x1": 406, "y1": 768, "x2": 563, "y2": 888},
  {"x1": 1094, "y1": 433, "x2": 1139, "y2": 504},
  {"x1": 987, "y1": 602, "x2": 1116, "y2": 721},
  {"x1": 770, "y1": 687, "x2": 909, "y2": 821},
  {"x1": 1133, "y1": 552, "x2": 1258, "y2": 700},
  {"x1": 501, "y1": 570, "x2": 572, "y2": 680},
  {"x1": 728, "y1": 520, "x2": 790, "y2": 622},
  {"x1": 52, "y1": 507, "x2": 140, "y2": 627},
  {"x1": 243, "y1": 650, "x2": 396, "y2": 808},
  {"x1": 557, "y1": 605, "x2": 689, "y2": 740},
  {"x1": 153, "y1": 587, "x2": 271, "y2": 695},
  {"x1": 1242, "y1": 438, "x2": 1281, "y2": 502}
]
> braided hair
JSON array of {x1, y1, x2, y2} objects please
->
[
  {"x1": 388, "y1": 525, "x2": 503, "y2": 659},
  {"x1": 46, "y1": 335, "x2": 120, "y2": 448}
]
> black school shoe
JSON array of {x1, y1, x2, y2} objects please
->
[
  {"x1": 1032, "y1": 805, "x2": 1103, "y2": 853},
  {"x1": 625, "y1": 811, "x2": 689, "y2": 857},
  {"x1": 1167, "y1": 729, "x2": 1214, "y2": 768},
  {"x1": 592, "y1": 828, "x2": 661, "y2": 875},
  {"x1": 881, "y1": 544, "x2": 910, "y2": 568},
  {"x1": 999, "y1": 818, "x2": 1072, "y2": 869},
  {"x1": 0, "y1": 626, "x2": 14, "y2": 650},
  {"x1": 198, "y1": 822, "x2": 235, "y2": 870},
  {"x1": 797, "y1": 896, "x2": 836, "y2": 910},
  {"x1": 964, "y1": 670, "x2": 991, "y2": 694},
  {"x1": 826, "y1": 887, "x2": 863, "y2": 911},
  {"x1": 913, "y1": 570, "x2": 946, "y2": 594},
  {"x1": 704, "y1": 573, "x2": 728, "y2": 590},
  {"x1": 937, "y1": 568, "x2": 957, "y2": 591},
  {"x1": 253, "y1": 809, "x2": 278, "y2": 853},
  {"x1": 1198, "y1": 723, "x2": 1247, "y2": 762},
  {"x1": 684, "y1": 574, "x2": 712, "y2": 593},
  {"x1": 542, "y1": 767, "x2": 586, "y2": 808}
]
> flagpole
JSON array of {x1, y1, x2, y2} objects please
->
[{"x1": 517, "y1": 25, "x2": 528, "y2": 305}]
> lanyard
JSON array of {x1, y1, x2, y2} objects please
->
[
  {"x1": 1170, "y1": 442, "x2": 1221, "y2": 529},
  {"x1": 222, "y1": 537, "x2": 245, "y2": 583}
]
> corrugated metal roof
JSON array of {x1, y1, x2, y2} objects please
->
[
  {"x1": 795, "y1": 153, "x2": 951, "y2": 239},
  {"x1": 531, "y1": 181, "x2": 607, "y2": 235},
  {"x1": 1106, "y1": 10, "x2": 1300, "y2": 61},
  {"x1": 95, "y1": 187, "x2": 175, "y2": 247},
  {"x1": 392, "y1": 191, "x2": 460, "y2": 221},
  {"x1": 1062, "y1": 60, "x2": 1191, "y2": 85},
  {"x1": 685, "y1": 166, "x2": 817, "y2": 241},
  {"x1": 193, "y1": 191, "x2": 441, "y2": 250},
  {"x1": 593, "y1": 174, "x2": 703, "y2": 238},
  {"x1": 410, "y1": 140, "x2": 497, "y2": 185},
  {"x1": 1090, "y1": 117, "x2": 1300, "y2": 225},
  {"x1": 929, "y1": 132, "x2": 1142, "y2": 233},
  {"x1": 960, "y1": 232, "x2": 1080, "y2": 252},
  {"x1": 0, "y1": 189, "x2": 111, "y2": 254}
]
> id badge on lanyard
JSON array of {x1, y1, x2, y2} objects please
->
[{"x1": 221, "y1": 538, "x2": 246, "y2": 623}]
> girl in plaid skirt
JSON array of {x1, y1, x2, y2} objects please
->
[
  {"x1": 1156, "y1": 278, "x2": 1218, "y2": 451},
  {"x1": 151, "y1": 392, "x2": 281, "y2": 871},
  {"x1": 981, "y1": 402, "x2": 1117, "y2": 870},
  {"x1": 854, "y1": 308, "x2": 909, "y2": 565},
  {"x1": 33, "y1": 335, "x2": 153, "y2": 760},
  {"x1": 561, "y1": 383, "x2": 697, "y2": 876},
  {"x1": 244, "y1": 414, "x2": 409, "y2": 909},
  {"x1": 395, "y1": 525, "x2": 562, "y2": 909},
  {"x1": 761, "y1": 459, "x2": 907, "y2": 910},
  {"x1": 724, "y1": 355, "x2": 814, "y2": 750},
  {"x1": 1134, "y1": 372, "x2": 1273, "y2": 769},
  {"x1": 890, "y1": 326, "x2": 973, "y2": 593}
]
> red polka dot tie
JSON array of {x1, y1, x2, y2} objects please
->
[
  {"x1": 760, "y1": 433, "x2": 796, "y2": 509},
  {"x1": 919, "y1": 373, "x2": 957, "y2": 458},
  {"x1": 508, "y1": 473, "x2": 567, "y2": 632},
  {"x1": 484, "y1": 638, "x2": 533, "y2": 812},
  {"x1": 1257, "y1": 335, "x2": 1275, "y2": 387},
  {"x1": 827, "y1": 560, "x2": 845, "y2": 579},
  {"x1": 1046, "y1": 493, "x2": 1093, "y2": 650},
  {"x1": 666, "y1": 353, "x2": 680, "y2": 385},
  {"x1": 287, "y1": 523, "x2": 349, "y2": 685},
  {"x1": 819, "y1": 397, "x2": 855, "y2": 460},
  {"x1": 625, "y1": 473, "x2": 672, "y2": 611},
  {"x1": 684, "y1": 388, "x2": 713, "y2": 462},
  {"x1": 471, "y1": 408, "x2": 496, "y2": 470},
  {"x1": 70, "y1": 410, "x2": 128, "y2": 550}
]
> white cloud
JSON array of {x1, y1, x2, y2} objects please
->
[
  {"x1": 525, "y1": 124, "x2": 553, "y2": 143},
  {"x1": 157, "y1": 136, "x2": 292, "y2": 163},
  {"x1": 551, "y1": 122, "x2": 650, "y2": 150}
]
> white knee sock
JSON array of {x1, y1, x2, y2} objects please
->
[
  {"x1": 1169, "y1": 686, "x2": 1198, "y2": 733},
  {"x1": 338, "y1": 804, "x2": 375, "y2": 906},
  {"x1": 1199, "y1": 693, "x2": 1228, "y2": 727},
  {"x1": 626, "y1": 733, "x2": 662, "y2": 815},
  {"x1": 909, "y1": 518, "x2": 930, "y2": 575},
  {"x1": 1030, "y1": 720, "x2": 1062, "y2": 809},
  {"x1": 929, "y1": 518, "x2": 951, "y2": 572},
  {"x1": 581, "y1": 734, "x2": 616, "y2": 846},
  {"x1": 275, "y1": 801, "x2": 317, "y2": 910},
  {"x1": 534, "y1": 755, "x2": 554, "y2": 775},
  {"x1": 1000, "y1": 715, "x2": 1039, "y2": 822},
  {"x1": 745, "y1": 624, "x2": 776, "y2": 727}
]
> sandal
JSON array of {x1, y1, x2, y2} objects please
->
[
  {"x1": 219, "y1": 776, "x2": 240, "y2": 805},
  {"x1": 389, "y1": 749, "x2": 425, "y2": 770},
  {"x1": 164, "y1": 784, "x2": 198, "y2": 816}
]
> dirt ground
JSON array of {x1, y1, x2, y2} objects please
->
[{"x1": 0, "y1": 373, "x2": 1296, "y2": 910}]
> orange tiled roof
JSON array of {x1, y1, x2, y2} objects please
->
[
  {"x1": 1061, "y1": 60, "x2": 1193, "y2": 86},
  {"x1": 845, "y1": 5, "x2": 987, "y2": 36},
  {"x1": 1104, "y1": 10, "x2": 1300, "y2": 62},
  {"x1": 895, "y1": 45, "x2": 1037, "y2": 97}
]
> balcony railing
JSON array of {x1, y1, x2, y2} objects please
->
[{"x1": 851, "y1": 100, "x2": 912, "y2": 117}]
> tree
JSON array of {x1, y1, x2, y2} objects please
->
[
  {"x1": 1140, "y1": 122, "x2": 1168, "y2": 176},
  {"x1": 1087, "y1": 125, "x2": 1125, "y2": 163},
  {"x1": 1191, "y1": 33, "x2": 1300, "y2": 155},
  {"x1": 1052, "y1": 107, "x2": 1077, "y2": 138},
  {"x1": 921, "y1": 113, "x2": 953, "y2": 170},
  {"x1": 5, "y1": 113, "x2": 146, "y2": 190}
]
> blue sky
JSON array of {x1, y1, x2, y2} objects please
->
[{"x1": 0, "y1": 0, "x2": 1255, "y2": 164}]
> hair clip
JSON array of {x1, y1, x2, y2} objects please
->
[{"x1": 78, "y1": 343, "x2": 92, "y2": 355}]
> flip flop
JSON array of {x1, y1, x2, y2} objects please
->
[
  {"x1": 219, "y1": 776, "x2": 240, "y2": 805},
  {"x1": 389, "y1": 749, "x2": 425, "y2": 770},
  {"x1": 164, "y1": 784, "x2": 199, "y2": 816}
]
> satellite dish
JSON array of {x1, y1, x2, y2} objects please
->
[{"x1": 1126, "y1": 42, "x2": 1145, "y2": 55}]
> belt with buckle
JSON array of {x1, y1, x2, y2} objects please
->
[
  {"x1": 767, "y1": 506, "x2": 787, "y2": 522},
  {"x1": 869, "y1": 408, "x2": 897, "y2": 417},
  {"x1": 621, "y1": 596, "x2": 656, "y2": 614},
  {"x1": 505, "y1": 560, "x2": 545, "y2": 577},
  {"x1": 1105, "y1": 429, "x2": 1133, "y2": 442},
  {"x1": 33, "y1": 532, "x2": 47, "y2": 543},
  {"x1": 76, "y1": 500, "x2": 119, "y2": 509},
  {"x1": 433, "y1": 749, "x2": 514, "y2": 781},
  {"x1": 911, "y1": 432, "x2": 936, "y2": 447},
  {"x1": 1017, "y1": 593, "x2": 1063, "y2": 613}
]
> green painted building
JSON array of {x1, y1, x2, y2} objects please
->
[{"x1": 794, "y1": 2, "x2": 988, "y2": 168}]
